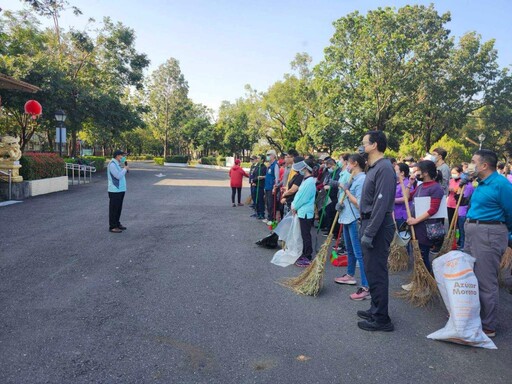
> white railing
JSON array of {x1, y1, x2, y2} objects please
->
[
  {"x1": 65, "y1": 163, "x2": 96, "y2": 185},
  {"x1": 0, "y1": 169, "x2": 12, "y2": 200}
]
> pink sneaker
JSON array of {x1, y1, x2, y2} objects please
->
[
  {"x1": 334, "y1": 274, "x2": 356, "y2": 285},
  {"x1": 350, "y1": 287, "x2": 371, "y2": 301}
]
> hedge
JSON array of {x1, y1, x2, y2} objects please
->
[
  {"x1": 19, "y1": 153, "x2": 66, "y2": 180},
  {"x1": 200, "y1": 156, "x2": 217, "y2": 165},
  {"x1": 129, "y1": 155, "x2": 154, "y2": 160},
  {"x1": 83, "y1": 156, "x2": 106, "y2": 171},
  {"x1": 165, "y1": 155, "x2": 189, "y2": 163},
  {"x1": 154, "y1": 157, "x2": 164, "y2": 165},
  {"x1": 200, "y1": 156, "x2": 227, "y2": 166}
]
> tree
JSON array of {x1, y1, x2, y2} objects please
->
[
  {"x1": 316, "y1": 5, "x2": 453, "y2": 147},
  {"x1": 146, "y1": 58, "x2": 190, "y2": 157}
]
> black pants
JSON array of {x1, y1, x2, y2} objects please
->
[
  {"x1": 324, "y1": 201, "x2": 337, "y2": 231},
  {"x1": 231, "y1": 187, "x2": 242, "y2": 204},
  {"x1": 360, "y1": 214, "x2": 395, "y2": 324},
  {"x1": 447, "y1": 207, "x2": 456, "y2": 229},
  {"x1": 299, "y1": 217, "x2": 314, "y2": 260},
  {"x1": 255, "y1": 187, "x2": 265, "y2": 217},
  {"x1": 265, "y1": 190, "x2": 275, "y2": 221},
  {"x1": 109, "y1": 192, "x2": 125, "y2": 229}
]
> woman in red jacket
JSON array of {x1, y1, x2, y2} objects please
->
[{"x1": 229, "y1": 159, "x2": 249, "y2": 207}]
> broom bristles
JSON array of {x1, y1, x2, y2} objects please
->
[
  {"x1": 244, "y1": 195, "x2": 252, "y2": 205},
  {"x1": 388, "y1": 234, "x2": 409, "y2": 272},
  {"x1": 281, "y1": 234, "x2": 332, "y2": 296},
  {"x1": 397, "y1": 240, "x2": 439, "y2": 307},
  {"x1": 436, "y1": 232, "x2": 455, "y2": 259},
  {"x1": 500, "y1": 247, "x2": 512, "y2": 271}
]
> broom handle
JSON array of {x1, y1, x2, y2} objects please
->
[
  {"x1": 448, "y1": 185, "x2": 466, "y2": 238},
  {"x1": 399, "y1": 176, "x2": 416, "y2": 240},
  {"x1": 327, "y1": 172, "x2": 355, "y2": 237}
]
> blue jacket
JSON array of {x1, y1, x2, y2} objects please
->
[
  {"x1": 264, "y1": 161, "x2": 279, "y2": 191},
  {"x1": 107, "y1": 159, "x2": 127, "y2": 193},
  {"x1": 291, "y1": 176, "x2": 316, "y2": 219}
]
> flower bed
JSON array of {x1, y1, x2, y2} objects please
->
[{"x1": 19, "y1": 152, "x2": 66, "y2": 180}]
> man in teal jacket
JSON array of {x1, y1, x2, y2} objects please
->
[{"x1": 108, "y1": 150, "x2": 129, "y2": 233}]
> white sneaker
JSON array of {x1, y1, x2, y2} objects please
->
[
  {"x1": 261, "y1": 219, "x2": 269, "y2": 224},
  {"x1": 401, "y1": 282, "x2": 414, "y2": 291}
]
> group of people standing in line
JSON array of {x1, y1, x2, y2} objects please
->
[{"x1": 230, "y1": 131, "x2": 512, "y2": 335}]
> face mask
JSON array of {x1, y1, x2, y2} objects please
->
[
  {"x1": 451, "y1": 173, "x2": 460, "y2": 179},
  {"x1": 299, "y1": 169, "x2": 305, "y2": 176},
  {"x1": 416, "y1": 174, "x2": 424, "y2": 181},
  {"x1": 346, "y1": 165, "x2": 353, "y2": 172},
  {"x1": 358, "y1": 146, "x2": 365, "y2": 156},
  {"x1": 466, "y1": 163, "x2": 477, "y2": 176},
  {"x1": 120, "y1": 156, "x2": 126, "y2": 163},
  {"x1": 336, "y1": 160, "x2": 343, "y2": 167},
  {"x1": 327, "y1": 168, "x2": 334, "y2": 174},
  {"x1": 266, "y1": 156, "x2": 271, "y2": 162}
]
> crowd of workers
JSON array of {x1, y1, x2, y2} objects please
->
[{"x1": 228, "y1": 132, "x2": 512, "y2": 335}]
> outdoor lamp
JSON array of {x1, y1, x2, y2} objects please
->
[
  {"x1": 55, "y1": 109, "x2": 67, "y2": 156},
  {"x1": 55, "y1": 109, "x2": 67, "y2": 122},
  {"x1": 478, "y1": 133, "x2": 486, "y2": 150}
]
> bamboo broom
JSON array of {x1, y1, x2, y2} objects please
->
[
  {"x1": 437, "y1": 185, "x2": 466, "y2": 258},
  {"x1": 388, "y1": 176, "x2": 410, "y2": 272},
  {"x1": 397, "y1": 178, "x2": 439, "y2": 307},
  {"x1": 281, "y1": 173, "x2": 354, "y2": 296}
]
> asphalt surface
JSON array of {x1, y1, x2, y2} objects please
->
[{"x1": 1, "y1": 162, "x2": 511, "y2": 384}]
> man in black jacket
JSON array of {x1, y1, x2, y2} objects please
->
[{"x1": 357, "y1": 131, "x2": 396, "y2": 332}]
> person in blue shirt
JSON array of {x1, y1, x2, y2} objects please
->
[
  {"x1": 291, "y1": 158, "x2": 317, "y2": 267},
  {"x1": 264, "y1": 149, "x2": 280, "y2": 223},
  {"x1": 334, "y1": 154, "x2": 370, "y2": 301},
  {"x1": 108, "y1": 150, "x2": 129, "y2": 233},
  {"x1": 464, "y1": 149, "x2": 512, "y2": 338}
]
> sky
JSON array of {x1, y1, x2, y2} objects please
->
[{"x1": 3, "y1": 0, "x2": 512, "y2": 112}]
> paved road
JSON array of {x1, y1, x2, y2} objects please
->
[{"x1": 1, "y1": 162, "x2": 511, "y2": 383}]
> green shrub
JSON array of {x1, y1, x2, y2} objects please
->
[
  {"x1": 216, "y1": 156, "x2": 226, "y2": 166},
  {"x1": 240, "y1": 162, "x2": 251, "y2": 168},
  {"x1": 19, "y1": 152, "x2": 66, "y2": 180},
  {"x1": 83, "y1": 156, "x2": 106, "y2": 171},
  {"x1": 165, "y1": 155, "x2": 189, "y2": 163},
  {"x1": 129, "y1": 155, "x2": 154, "y2": 160},
  {"x1": 154, "y1": 157, "x2": 164, "y2": 165},
  {"x1": 200, "y1": 156, "x2": 217, "y2": 165}
]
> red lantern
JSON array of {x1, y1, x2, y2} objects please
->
[{"x1": 24, "y1": 100, "x2": 42, "y2": 119}]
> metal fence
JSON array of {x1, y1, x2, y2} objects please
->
[{"x1": 65, "y1": 163, "x2": 96, "y2": 185}]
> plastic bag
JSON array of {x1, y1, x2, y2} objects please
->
[
  {"x1": 273, "y1": 212, "x2": 293, "y2": 240},
  {"x1": 427, "y1": 250, "x2": 496, "y2": 349},
  {"x1": 271, "y1": 215, "x2": 303, "y2": 267}
]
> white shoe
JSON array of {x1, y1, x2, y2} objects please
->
[
  {"x1": 401, "y1": 282, "x2": 414, "y2": 291},
  {"x1": 261, "y1": 219, "x2": 268, "y2": 224}
]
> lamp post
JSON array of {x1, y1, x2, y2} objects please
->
[
  {"x1": 478, "y1": 133, "x2": 486, "y2": 150},
  {"x1": 55, "y1": 110, "x2": 67, "y2": 156}
]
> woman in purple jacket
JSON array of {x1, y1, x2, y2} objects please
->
[{"x1": 394, "y1": 163, "x2": 411, "y2": 230}]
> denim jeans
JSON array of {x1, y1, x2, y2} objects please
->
[
  {"x1": 457, "y1": 215, "x2": 466, "y2": 248},
  {"x1": 343, "y1": 220, "x2": 368, "y2": 287}
]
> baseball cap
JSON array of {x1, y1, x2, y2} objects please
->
[
  {"x1": 113, "y1": 150, "x2": 126, "y2": 158},
  {"x1": 250, "y1": 155, "x2": 258, "y2": 160},
  {"x1": 266, "y1": 149, "x2": 277, "y2": 157},
  {"x1": 235, "y1": 159, "x2": 241, "y2": 165}
]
